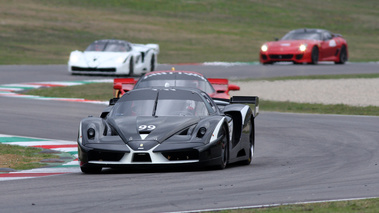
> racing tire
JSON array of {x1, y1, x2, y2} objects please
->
[
  {"x1": 241, "y1": 118, "x2": 255, "y2": 165},
  {"x1": 150, "y1": 54, "x2": 156, "y2": 71},
  {"x1": 309, "y1": 46, "x2": 319, "y2": 65},
  {"x1": 80, "y1": 166, "x2": 102, "y2": 174},
  {"x1": 217, "y1": 126, "x2": 229, "y2": 170},
  {"x1": 129, "y1": 57, "x2": 134, "y2": 76},
  {"x1": 241, "y1": 144, "x2": 254, "y2": 165},
  {"x1": 335, "y1": 46, "x2": 347, "y2": 64}
]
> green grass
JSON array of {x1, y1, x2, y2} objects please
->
[
  {"x1": 1, "y1": 0, "x2": 379, "y2": 64},
  {"x1": 214, "y1": 198, "x2": 379, "y2": 212},
  {"x1": 260, "y1": 101, "x2": 379, "y2": 116},
  {"x1": 0, "y1": 144, "x2": 59, "y2": 170},
  {"x1": 21, "y1": 83, "x2": 114, "y2": 101}
]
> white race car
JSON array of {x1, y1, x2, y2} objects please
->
[{"x1": 68, "y1": 39, "x2": 159, "y2": 76}]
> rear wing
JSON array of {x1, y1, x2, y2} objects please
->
[
  {"x1": 113, "y1": 78, "x2": 137, "y2": 98},
  {"x1": 230, "y1": 96, "x2": 259, "y2": 117},
  {"x1": 208, "y1": 78, "x2": 240, "y2": 94}
]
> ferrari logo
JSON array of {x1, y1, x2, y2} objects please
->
[{"x1": 138, "y1": 144, "x2": 144, "y2": 150}]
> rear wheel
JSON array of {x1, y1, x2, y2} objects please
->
[
  {"x1": 241, "y1": 118, "x2": 255, "y2": 165},
  {"x1": 335, "y1": 46, "x2": 347, "y2": 64},
  {"x1": 241, "y1": 144, "x2": 254, "y2": 165}
]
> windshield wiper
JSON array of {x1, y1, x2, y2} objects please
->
[{"x1": 152, "y1": 91, "x2": 159, "y2": 116}]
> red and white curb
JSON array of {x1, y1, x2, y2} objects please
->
[
  {"x1": 0, "y1": 80, "x2": 111, "y2": 104},
  {"x1": 0, "y1": 134, "x2": 79, "y2": 181}
]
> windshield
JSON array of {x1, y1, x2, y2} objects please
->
[
  {"x1": 111, "y1": 89, "x2": 210, "y2": 117},
  {"x1": 281, "y1": 32, "x2": 322, "y2": 41},
  {"x1": 85, "y1": 40, "x2": 130, "y2": 52},
  {"x1": 134, "y1": 72, "x2": 215, "y2": 94}
]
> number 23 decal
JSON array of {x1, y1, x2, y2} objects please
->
[{"x1": 138, "y1": 125, "x2": 156, "y2": 131}]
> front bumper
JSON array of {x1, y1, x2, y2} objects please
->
[
  {"x1": 260, "y1": 50, "x2": 312, "y2": 64},
  {"x1": 71, "y1": 66, "x2": 117, "y2": 73},
  {"x1": 78, "y1": 140, "x2": 223, "y2": 168}
]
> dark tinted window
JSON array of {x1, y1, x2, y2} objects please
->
[
  {"x1": 281, "y1": 32, "x2": 322, "y2": 41},
  {"x1": 322, "y1": 32, "x2": 333, "y2": 40},
  {"x1": 111, "y1": 89, "x2": 209, "y2": 117},
  {"x1": 85, "y1": 40, "x2": 131, "y2": 52},
  {"x1": 111, "y1": 90, "x2": 157, "y2": 116}
]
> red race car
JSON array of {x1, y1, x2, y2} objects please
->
[
  {"x1": 260, "y1": 28, "x2": 348, "y2": 65},
  {"x1": 113, "y1": 70, "x2": 240, "y2": 99}
]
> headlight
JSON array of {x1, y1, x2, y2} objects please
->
[
  {"x1": 87, "y1": 128, "x2": 96, "y2": 140},
  {"x1": 116, "y1": 56, "x2": 125, "y2": 64},
  {"x1": 261, "y1": 44, "x2": 268, "y2": 52},
  {"x1": 299, "y1": 44, "x2": 307, "y2": 52},
  {"x1": 70, "y1": 55, "x2": 79, "y2": 63},
  {"x1": 196, "y1": 127, "x2": 207, "y2": 138}
]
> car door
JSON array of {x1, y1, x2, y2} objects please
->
[{"x1": 319, "y1": 31, "x2": 338, "y2": 60}]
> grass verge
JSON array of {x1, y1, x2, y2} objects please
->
[
  {"x1": 214, "y1": 198, "x2": 379, "y2": 212},
  {"x1": 261, "y1": 100, "x2": 379, "y2": 116},
  {"x1": 21, "y1": 82, "x2": 114, "y2": 101},
  {"x1": 0, "y1": 144, "x2": 60, "y2": 170}
]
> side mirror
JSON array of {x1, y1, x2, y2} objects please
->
[{"x1": 109, "y1": 98, "x2": 119, "y2": 106}]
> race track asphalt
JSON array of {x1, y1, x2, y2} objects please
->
[{"x1": 0, "y1": 63, "x2": 379, "y2": 213}]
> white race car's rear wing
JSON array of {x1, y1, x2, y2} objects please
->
[{"x1": 230, "y1": 96, "x2": 259, "y2": 117}]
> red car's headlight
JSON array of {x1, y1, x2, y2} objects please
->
[
  {"x1": 261, "y1": 44, "x2": 268, "y2": 52},
  {"x1": 299, "y1": 44, "x2": 307, "y2": 52}
]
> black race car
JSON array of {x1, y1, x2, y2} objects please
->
[{"x1": 78, "y1": 87, "x2": 259, "y2": 173}]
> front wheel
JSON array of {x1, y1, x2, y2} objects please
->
[
  {"x1": 309, "y1": 46, "x2": 319, "y2": 65},
  {"x1": 129, "y1": 57, "x2": 134, "y2": 76},
  {"x1": 150, "y1": 54, "x2": 156, "y2": 71},
  {"x1": 217, "y1": 126, "x2": 229, "y2": 170},
  {"x1": 80, "y1": 166, "x2": 102, "y2": 174}
]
